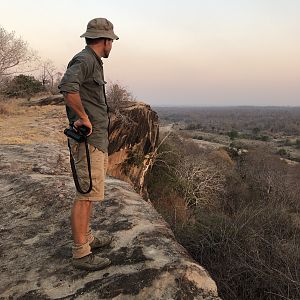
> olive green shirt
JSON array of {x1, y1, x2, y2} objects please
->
[{"x1": 59, "y1": 46, "x2": 109, "y2": 152}]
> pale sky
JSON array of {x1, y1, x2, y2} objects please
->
[{"x1": 1, "y1": 0, "x2": 299, "y2": 106}]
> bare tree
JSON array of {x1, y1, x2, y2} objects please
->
[
  {"x1": 106, "y1": 82, "x2": 135, "y2": 125},
  {"x1": 148, "y1": 131, "x2": 226, "y2": 208},
  {"x1": 38, "y1": 59, "x2": 61, "y2": 94},
  {"x1": 175, "y1": 154, "x2": 226, "y2": 208},
  {"x1": 0, "y1": 27, "x2": 36, "y2": 80},
  {"x1": 239, "y1": 146, "x2": 288, "y2": 202}
]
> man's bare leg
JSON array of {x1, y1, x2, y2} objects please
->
[
  {"x1": 86, "y1": 202, "x2": 94, "y2": 243},
  {"x1": 71, "y1": 200, "x2": 91, "y2": 244}
]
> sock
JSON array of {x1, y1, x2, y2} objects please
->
[{"x1": 72, "y1": 241, "x2": 91, "y2": 259}]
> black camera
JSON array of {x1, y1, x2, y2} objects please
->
[{"x1": 64, "y1": 123, "x2": 90, "y2": 143}]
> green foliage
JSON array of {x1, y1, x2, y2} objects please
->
[
  {"x1": 277, "y1": 148, "x2": 287, "y2": 156},
  {"x1": 121, "y1": 149, "x2": 144, "y2": 175},
  {"x1": 252, "y1": 127, "x2": 261, "y2": 135},
  {"x1": 4, "y1": 74, "x2": 45, "y2": 98},
  {"x1": 260, "y1": 135, "x2": 271, "y2": 142},
  {"x1": 227, "y1": 130, "x2": 239, "y2": 140},
  {"x1": 192, "y1": 135, "x2": 203, "y2": 140}
]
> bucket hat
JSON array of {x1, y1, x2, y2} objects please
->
[{"x1": 80, "y1": 18, "x2": 119, "y2": 40}]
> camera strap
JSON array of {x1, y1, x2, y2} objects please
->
[{"x1": 67, "y1": 138, "x2": 93, "y2": 194}]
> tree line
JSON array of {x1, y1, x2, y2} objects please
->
[{"x1": 0, "y1": 26, "x2": 62, "y2": 98}]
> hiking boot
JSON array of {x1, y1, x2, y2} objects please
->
[
  {"x1": 90, "y1": 236, "x2": 112, "y2": 250},
  {"x1": 72, "y1": 254, "x2": 111, "y2": 271}
]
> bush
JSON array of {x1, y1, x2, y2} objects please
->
[
  {"x1": 228, "y1": 130, "x2": 239, "y2": 140},
  {"x1": 4, "y1": 74, "x2": 45, "y2": 98},
  {"x1": 192, "y1": 135, "x2": 203, "y2": 140},
  {"x1": 283, "y1": 138, "x2": 293, "y2": 146},
  {"x1": 175, "y1": 205, "x2": 300, "y2": 300},
  {"x1": 260, "y1": 135, "x2": 271, "y2": 142},
  {"x1": 277, "y1": 148, "x2": 287, "y2": 156}
]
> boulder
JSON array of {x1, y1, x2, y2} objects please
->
[
  {"x1": 108, "y1": 100, "x2": 159, "y2": 199},
  {"x1": 27, "y1": 95, "x2": 65, "y2": 106}
]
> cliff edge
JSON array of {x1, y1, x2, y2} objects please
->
[{"x1": 0, "y1": 97, "x2": 221, "y2": 299}]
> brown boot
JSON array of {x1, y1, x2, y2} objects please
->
[
  {"x1": 72, "y1": 253, "x2": 111, "y2": 271},
  {"x1": 89, "y1": 236, "x2": 112, "y2": 250}
]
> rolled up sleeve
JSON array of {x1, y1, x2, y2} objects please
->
[{"x1": 58, "y1": 59, "x2": 88, "y2": 94}]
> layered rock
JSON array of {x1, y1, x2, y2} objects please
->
[{"x1": 108, "y1": 100, "x2": 159, "y2": 198}]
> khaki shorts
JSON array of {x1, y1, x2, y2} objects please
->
[{"x1": 69, "y1": 139, "x2": 108, "y2": 201}]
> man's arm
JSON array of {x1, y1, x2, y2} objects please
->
[{"x1": 64, "y1": 92, "x2": 93, "y2": 135}]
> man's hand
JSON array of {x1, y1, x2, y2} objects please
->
[
  {"x1": 74, "y1": 116, "x2": 93, "y2": 136},
  {"x1": 64, "y1": 93, "x2": 93, "y2": 136}
]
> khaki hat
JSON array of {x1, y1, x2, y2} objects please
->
[{"x1": 80, "y1": 18, "x2": 119, "y2": 40}]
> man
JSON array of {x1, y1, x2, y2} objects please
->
[{"x1": 59, "y1": 18, "x2": 119, "y2": 271}]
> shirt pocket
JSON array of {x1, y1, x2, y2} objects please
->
[{"x1": 93, "y1": 76, "x2": 106, "y2": 86}]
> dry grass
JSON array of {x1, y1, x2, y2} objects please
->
[
  {"x1": 0, "y1": 97, "x2": 67, "y2": 145},
  {"x1": 0, "y1": 99, "x2": 25, "y2": 116}
]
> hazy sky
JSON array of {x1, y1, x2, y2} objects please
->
[{"x1": 1, "y1": 0, "x2": 299, "y2": 106}]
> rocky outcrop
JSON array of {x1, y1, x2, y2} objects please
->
[
  {"x1": 28, "y1": 96, "x2": 159, "y2": 198},
  {"x1": 26, "y1": 94, "x2": 65, "y2": 106},
  {"x1": 0, "y1": 143, "x2": 221, "y2": 299},
  {"x1": 108, "y1": 100, "x2": 159, "y2": 198}
]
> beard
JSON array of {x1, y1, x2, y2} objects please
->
[
  {"x1": 103, "y1": 49, "x2": 111, "y2": 58},
  {"x1": 103, "y1": 48, "x2": 111, "y2": 58}
]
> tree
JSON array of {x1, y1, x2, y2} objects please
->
[
  {"x1": 252, "y1": 127, "x2": 261, "y2": 135},
  {"x1": 4, "y1": 74, "x2": 45, "y2": 98},
  {"x1": 106, "y1": 82, "x2": 135, "y2": 125},
  {"x1": 174, "y1": 154, "x2": 226, "y2": 208},
  {"x1": 0, "y1": 27, "x2": 36, "y2": 80},
  {"x1": 39, "y1": 59, "x2": 62, "y2": 94},
  {"x1": 106, "y1": 82, "x2": 134, "y2": 108},
  {"x1": 228, "y1": 130, "x2": 239, "y2": 140}
]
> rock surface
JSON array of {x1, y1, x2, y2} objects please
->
[
  {"x1": 26, "y1": 94, "x2": 65, "y2": 106},
  {"x1": 0, "y1": 143, "x2": 220, "y2": 300},
  {"x1": 108, "y1": 100, "x2": 159, "y2": 198}
]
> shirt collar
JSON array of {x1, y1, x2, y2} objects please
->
[{"x1": 85, "y1": 46, "x2": 103, "y2": 66}]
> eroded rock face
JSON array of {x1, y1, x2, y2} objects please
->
[
  {"x1": 0, "y1": 144, "x2": 221, "y2": 299},
  {"x1": 108, "y1": 101, "x2": 159, "y2": 198}
]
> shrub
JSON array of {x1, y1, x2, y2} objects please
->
[
  {"x1": 283, "y1": 138, "x2": 293, "y2": 146},
  {"x1": 227, "y1": 130, "x2": 239, "y2": 140},
  {"x1": 192, "y1": 135, "x2": 203, "y2": 140},
  {"x1": 4, "y1": 74, "x2": 45, "y2": 99},
  {"x1": 175, "y1": 204, "x2": 300, "y2": 300},
  {"x1": 277, "y1": 148, "x2": 287, "y2": 156},
  {"x1": 260, "y1": 135, "x2": 270, "y2": 142}
]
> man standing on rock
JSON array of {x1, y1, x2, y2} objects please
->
[{"x1": 59, "y1": 18, "x2": 118, "y2": 271}]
